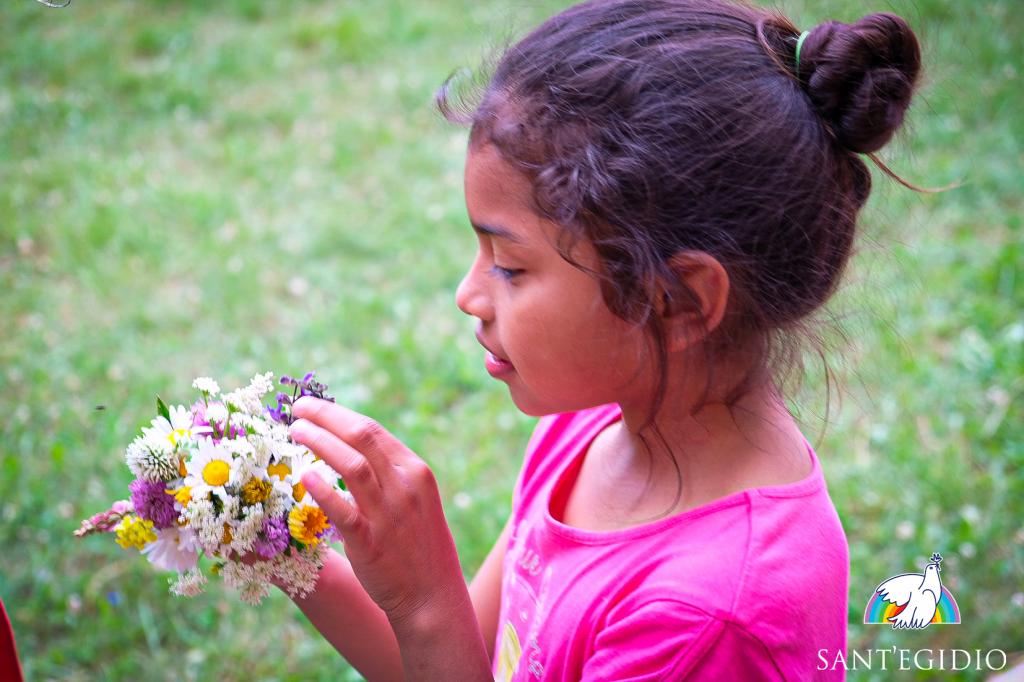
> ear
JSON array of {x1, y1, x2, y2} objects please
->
[{"x1": 657, "y1": 251, "x2": 730, "y2": 353}]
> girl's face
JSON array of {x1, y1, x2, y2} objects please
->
[{"x1": 456, "y1": 143, "x2": 653, "y2": 417}]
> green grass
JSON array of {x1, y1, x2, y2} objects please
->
[{"x1": 1, "y1": 0, "x2": 1021, "y2": 680}]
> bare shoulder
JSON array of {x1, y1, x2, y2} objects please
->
[{"x1": 746, "y1": 419, "x2": 815, "y2": 487}]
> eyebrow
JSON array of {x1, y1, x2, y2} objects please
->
[{"x1": 470, "y1": 220, "x2": 527, "y2": 245}]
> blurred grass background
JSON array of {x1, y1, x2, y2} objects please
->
[{"x1": 0, "y1": 0, "x2": 1020, "y2": 680}]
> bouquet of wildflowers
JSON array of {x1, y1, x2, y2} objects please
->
[{"x1": 76, "y1": 371, "x2": 348, "y2": 605}]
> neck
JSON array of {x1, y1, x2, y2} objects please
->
[{"x1": 602, "y1": 358, "x2": 811, "y2": 515}]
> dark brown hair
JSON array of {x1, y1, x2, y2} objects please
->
[{"x1": 438, "y1": 0, "x2": 921, "y2": 508}]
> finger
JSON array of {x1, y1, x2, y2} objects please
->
[
  {"x1": 292, "y1": 397, "x2": 414, "y2": 480},
  {"x1": 289, "y1": 419, "x2": 383, "y2": 514},
  {"x1": 302, "y1": 471, "x2": 364, "y2": 540}
]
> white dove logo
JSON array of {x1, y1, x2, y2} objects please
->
[{"x1": 870, "y1": 553, "x2": 950, "y2": 629}]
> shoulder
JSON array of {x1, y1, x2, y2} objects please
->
[
  {"x1": 578, "y1": 459, "x2": 849, "y2": 674},
  {"x1": 740, "y1": 448, "x2": 850, "y2": 609},
  {"x1": 735, "y1": 440, "x2": 849, "y2": 593},
  {"x1": 726, "y1": 450, "x2": 850, "y2": 664},
  {"x1": 524, "y1": 403, "x2": 620, "y2": 459},
  {"x1": 513, "y1": 404, "x2": 620, "y2": 501}
]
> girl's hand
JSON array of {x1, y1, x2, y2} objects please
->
[{"x1": 287, "y1": 397, "x2": 468, "y2": 631}]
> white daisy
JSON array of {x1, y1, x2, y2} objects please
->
[
  {"x1": 288, "y1": 450, "x2": 338, "y2": 506},
  {"x1": 143, "y1": 404, "x2": 212, "y2": 448},
  {"x1": 266, "y1": 456, "x2": 297, "y2": 502},
  {"x1": 183, "y1": 439, "x2": 239, "y2": 502},
  {"x1": 272, "y1": 439, "x2": 307, "y2": 464},
  {"x1": 222, "y1": 437, "x2": 254, "y2": 459},
  {"x1": 142, "y1": 525, "x2": 200, "y2": 572}
]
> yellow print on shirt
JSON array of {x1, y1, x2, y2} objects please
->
[{"x1": 496, "y1": 620, "x2": 522, "y2": 681}]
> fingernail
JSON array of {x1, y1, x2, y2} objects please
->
[{"x1": 289, "y1": 420, "x2": 308, "y2": 438}]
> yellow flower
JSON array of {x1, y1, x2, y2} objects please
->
[
  {"x1": 202, "y1": 460, "x2": 230, "y2": 486},
  {"x1": 288, "y1": 505, "x2": 328, "y2": 546},
  {"x1": 291, "y1": 482, "x2": 307, "y2": 503},
  {"x1": 241, "y1": 478, "x2": 273, "y2": 505},
  {"x1": 167, "y1": 486, "x2": 192, "y2": 506},
  {"x1": 267, "y1": 462, "x2": 290, "y2": 480},
  {"x1": 115, "y1": 515, "x2": 157, "y2": 550}
]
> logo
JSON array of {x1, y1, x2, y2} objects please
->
[
  {"x1": 817, "y1": 554, "x2": 1007, "y2": 672},
  {"x1": 863, "y1": 553, "x2": 961, "y2": 628}
]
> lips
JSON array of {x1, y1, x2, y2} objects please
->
[
  {"x1": 475, "y1": 328, "x2": 515, "y2": 376},
  {"x1": 484, "y1": 352, "x2": 514, "y2": 376}
]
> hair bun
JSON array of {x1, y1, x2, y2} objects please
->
[{"x1": 797, "y1": 13, "x2": 921, "y2": 153}]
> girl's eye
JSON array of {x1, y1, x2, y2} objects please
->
[{"x1": 488, "y1": 265, "x2": 523, "y2": 281}]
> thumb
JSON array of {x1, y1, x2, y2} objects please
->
[{"x1": 302, "y1": 472, "x2": 362, "y2": 537}]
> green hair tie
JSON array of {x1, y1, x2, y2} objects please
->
[{"x1": 795, "y1": 30, "x2": 810, "y2": 79}]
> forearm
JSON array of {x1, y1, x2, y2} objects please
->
[
  {"x1": 291, "y1": 549, "x2": 491, "y2": 681},
  {"x1": 389, "y1": 582, "x2": 493, "y2": 681},
  {"x1": 288, "y1": 549, "x2": 405, "y2": 682}
]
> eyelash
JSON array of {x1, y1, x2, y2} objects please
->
[{"x1": 488, "y1": 265, "x2": 523, "y2": 281}]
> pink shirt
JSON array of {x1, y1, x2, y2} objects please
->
[{"x1": 492, "y1": 403, "x2": 848, "y2": 681}]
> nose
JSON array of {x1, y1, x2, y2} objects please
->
[{"x1": 455, "y1": 254, "x2": 493, "y2": 321}]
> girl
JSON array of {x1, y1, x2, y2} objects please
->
[{"x1": 286, "y1": 0, "x2": 922, "y2": 679}]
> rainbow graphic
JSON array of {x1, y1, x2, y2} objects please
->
[{"x1": 863, "y1": 583, "x2": 961, "y2": 625}]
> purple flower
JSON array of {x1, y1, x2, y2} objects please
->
[
  {"x1": 269, "y1": 371, "x2": 334, "y2": 425},
  {"x1": 129, "y1": 479, "x2": 178, "y2": 529},
  {"x1": 272, "y1": 368, "x2": 335, "y2": 421},
  {"x1": 190, "y1": 400, "x2": 210, "y2": 429},
  {"x1": 74, "y1": 500, "x2": 132, "y2": 537},
  {"x1": 318, "y1": 524, "x2": 341, "y2": 544},
  {"x1": 266, "y1": 392, "x2": 292, "y2": 424},
  {"x1": 254, "y1": 515, "x2": 290, "y2": 559}
]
